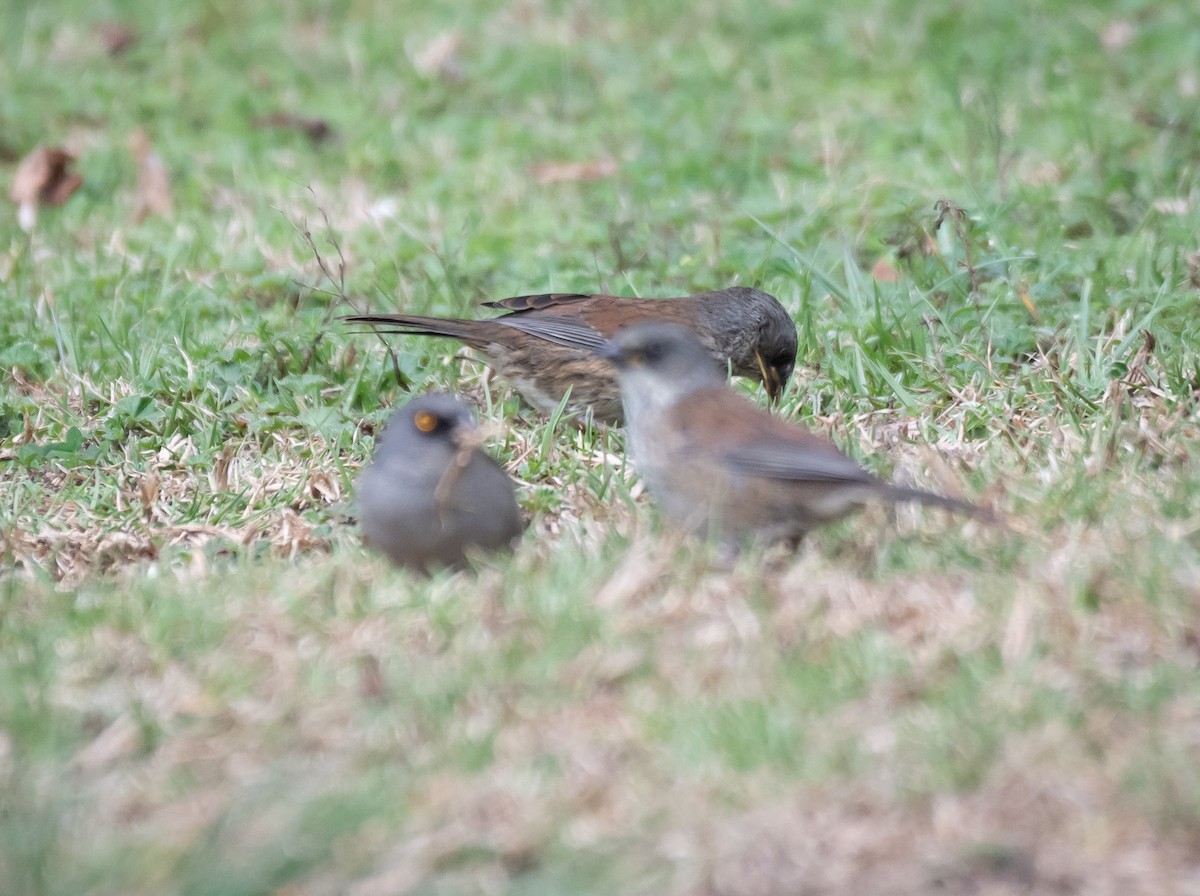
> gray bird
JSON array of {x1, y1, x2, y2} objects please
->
[
  {"x1": 601, "y1": 322, "x2": 984, "y2": 545},
  {"x1": 344, "y1": 286, "x2": 798, "y2": 424},
  {"x1": 357, "y1": 393, "x2": 523, "y2": 571}
]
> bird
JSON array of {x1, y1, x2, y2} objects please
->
[
  {"x1": 356, "y1": 393, "x2": 523, "y2": 572},
  {"x1": 601, "y1": 322, "x2": 984, "y2": 545},
  {"x1": 343, "y1": 286, "x2": 798, "y2": 424}
]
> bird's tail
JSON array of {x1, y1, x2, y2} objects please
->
[
  {"x1": 342, "y1": 314, "x2": 500, "y2": 348},
  {"x1": 877, "y1": 484, "x2": 992, "y2": 521}
]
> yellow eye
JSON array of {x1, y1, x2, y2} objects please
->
[{"x1": 414, "y1": 411, "x2": 438, "y2": 433}]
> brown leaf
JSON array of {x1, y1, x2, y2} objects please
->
[
  {"x1": 211, "y1": 443, "x2": 235, "y2": 493},
  {"x1": 139, "y1": 471, "x2": 161, "y2": 520},
  {"x1": 252, "y1": 113, "x2": 333, "y2": 144},
  {"x1": 358, "y1": 655, "x2": 387, "y2": 701},
  {"x1": 1021, "y1": 160, "x2": 1063, "y2": 187},
  {"x1": 1152, "y1": 196, "x2": 1189, "y2": 216},
  {"x1": 529, "y1": 157, "x2": 617, "y2": 184},
  {"x1": 9, "y1": 145, "x2": 84, "y2": 230},
  {"x1": 72, "y1": 715, "x2": 139, "y2": 771},
  {"x1": 128, "y1": 129, "x2": 173, "y2": 222},
  {"x1": 1185, "y1": 251, "x2": 1200, "y2": 290},
  {"x1": 1018, "y1": 283, "x2": 1039, "y2": 320},
  {"x1": 411, "y1": 30, "x2": 464, "y2": 81},
  {"x1": 94, "y1": 21, "x2": 138, "y2": 57},
  {"x1": 870, "y1": 258, "x2": 902, "y2": 282},
  {"x1": 1100, "y1": 20, "x2": 1135, "y2": 52}
]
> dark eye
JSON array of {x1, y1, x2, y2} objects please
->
[{"x1": 642, "y1": 340, "x2": 665, "y2": 364}]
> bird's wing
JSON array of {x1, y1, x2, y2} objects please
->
[
  {"x1": 671, "y1": 389, "x2": 876, "y2": 484},
  {"x1": 492, "y1": 314, "x2": 612, "y2": 353},
  {"x1": 722, "y1": 439, "x2": 876, "y2": 483},
  {"x1": 486, "y1": 293, "x2": 699, "y2": 339},
  {"x1": 478, "y1": 294, "x2": 626, "y2": 349},
  {"x1": 482, "y1": 293, "x2": 600, "y2": 313}
]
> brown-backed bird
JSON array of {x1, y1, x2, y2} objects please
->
[
  {"x1": 345, "y1": 287, "x2": 797, "y2": 424},
  {"x1": 602, "y1": 322, "x2": 984, "y2": 545}
]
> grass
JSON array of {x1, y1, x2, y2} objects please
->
[{"x1": 3, "y1": 0, "x2": 1200, "y2": 892}]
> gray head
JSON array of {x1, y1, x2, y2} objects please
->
[
  {"x1": 695, "y1": 287, "x2": 797, "y2": 403},
  {"x1": 381, "y1": 392, "x2": 477, "y2": 456},
  {"x1": 602, "y1": 322, "x2": 726, "y2": 418}
]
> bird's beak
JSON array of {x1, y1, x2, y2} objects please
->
[
  {"x1": 448, "y1": 417, "x2": 483, "y2": 451},
  {"x1": 756, "y1": 352, "x2": 783, "y2": 405}
]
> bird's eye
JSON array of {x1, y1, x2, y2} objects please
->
[
  {"x1": 413, "y1": 411, "x2": 440, "y2": 433},
  {"x1": 642, "y1": 341, "x2": 664, "y2": 364}
]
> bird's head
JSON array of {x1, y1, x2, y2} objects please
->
[
  {"x1": 402, "y1": 393, "x2": 480, "y2": 450},
  {"x1": 601, "y1": 322, "x2": 725, "y2": 415},
  {"x1": 721, "y1": 286, "x2": 797, "y2": 404}
]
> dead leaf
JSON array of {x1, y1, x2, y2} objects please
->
[
  {"x1": 358, "y1": 655, "x2": 387, "y2": 701},
  {"x1": 1022, "y1": 160, "x2": 1062, "y2": 187},
  {"x1": 139, "y1": 471, "x2": 161, "y2": 520},
  {"x1": 1100, "y1": 20, "x2": 1135, "y2": 52},
  {"x1": 411, "y1": 30, "x2": 464, "y2": 81},
  {"x1": 529, "y1": 157, "x2": 617, "y2": 184},
  {"x1": 94, "y1": 21, "x2": 138, "y2": 57},
  {"x1": 307, "y1": 469, "x2": 340, "y2": 504},
  {"x1": 1018, "y1": 283, "x2": 1039, "y2": 320},
  {"x1": 211, "y1": 443, "x2": 235, "y2": 492},
  {"x1": 128, "y1": 130, "x2": 173, "y2": 222},
  {"x1": 1152, "y1": 197, "x2": 1189, "y2": 216},
  {"x1": 252, "y1": 113, "x2": 333, "y2": 144},
  {"x1": 72, "y1": 715, "x2": 140, "y2": 771},
  {"x1": 870, "y1": 258, "x2": 902, "y2": 282},
  {"x1": 9, "y1": 145, "x2": 84, "y2": 231}
]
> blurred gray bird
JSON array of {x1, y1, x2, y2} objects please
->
[
  {"x1": 357, "y1": 393, "x2": 523, "y2": 571},
  {"x1": 602, "y1": 322, "x2": 984, "y2": 545},
  {"x1": 344, "y1": 286, "x2": 797, "y2": 424}
]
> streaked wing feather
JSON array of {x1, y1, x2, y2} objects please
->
[
  {"x1": 494, "y1": 315, "x2": 610, "y2": 353},
  {"x1": 482, "y1": 293, "x2": 596, "y2": 312},
  {"x1": 722, "y1": 440, "x2": 875, "y2": 483}
]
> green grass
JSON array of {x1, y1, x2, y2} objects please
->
[{"x1": 3, "y1": 0, "x2": 1200, "y2": 892}]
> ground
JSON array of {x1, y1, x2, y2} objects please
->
[{"x1": 2, "y1": 0, "x2": 1200, "y2": 893}]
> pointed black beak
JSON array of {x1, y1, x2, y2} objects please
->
[{"x1": 756, "y1": 352, "x2": 784, "y2": 405}]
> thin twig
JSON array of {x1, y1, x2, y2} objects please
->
[{"x1": 292, "y1": 196, "x2": 410, "y2": 389}]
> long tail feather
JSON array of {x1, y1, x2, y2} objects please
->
[
  {"x1": 342, "y1": 314, "x2": 495, "y2": 347},
  {"x1": 878, "y1": 484, "x2": 992, "y2": 520}
]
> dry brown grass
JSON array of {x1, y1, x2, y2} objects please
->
[
  {"x1": 9, "y1": 465, "x2": 1198, "y2": 891},
  {"x1": 5, "y1": 286, "x2": 1199, "y2": 892}
]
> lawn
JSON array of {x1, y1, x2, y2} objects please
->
[{"x1": 2, "y1": 0, "x2": 1200, "y2": 893}]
